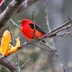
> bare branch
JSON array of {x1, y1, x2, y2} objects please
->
[
  {"x1": 16, "y1": 0, "x2": 38, "y2": 13},
  {"x1": 0, "y1": 57, "x2": 19, "y2": 72},
  {"x1": 39, "y1": 18, "x2": 72, "y2": 39},
  {"x1": 0, "y1": 0, "x2": 39, "y2": 29},
  {"x1": 0, "y1": 0, "x2": 24, "y2": 29},
  {"x1": 20, "y1": 58, "x2": 33, "y2": 69}
]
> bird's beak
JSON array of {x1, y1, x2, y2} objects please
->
[{"x1": 17, "y1": 20, "x2": 22, "y2": 23}]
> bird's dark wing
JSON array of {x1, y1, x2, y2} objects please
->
[{"x1": 29, "y1": 23, "x2": 46, "y2": 34}]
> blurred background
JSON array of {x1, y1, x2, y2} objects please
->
[{"x1": 0, "y1": 0, "x2": 72, "y2": 72}]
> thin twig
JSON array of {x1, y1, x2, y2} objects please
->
[
  {"x1": 10, "y1": 19, "x2": 20, "y2": 29},
  {"x1": 43, "y1": 1, "x2": 51, "y2": 31},
  {"x1": 15, "y1": 53, "x2": 21, "y2": 72},
  {"x1": 56, "y1": 31, "x2": 72, "y2": 37},
  {"x1": 20, "y1": 58, "x2": 33, "y2": 69},
  {"x1": 39, "y1": 18, "x2": 72, "y2": 40}
]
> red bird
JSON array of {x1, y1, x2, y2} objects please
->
[{"x1": 19, "y1": 19, "x2": 46, "y2": 41}]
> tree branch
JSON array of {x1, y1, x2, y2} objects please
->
[
  {"x1": 39, "y1": 18, "x2": 72, "y2": 39},
  {"x1": 0, "y1": 58, "x2": 19, "y2": 72},
  {"x1": 0, "y1": 0, "x2": 39, "y2": 29}
]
